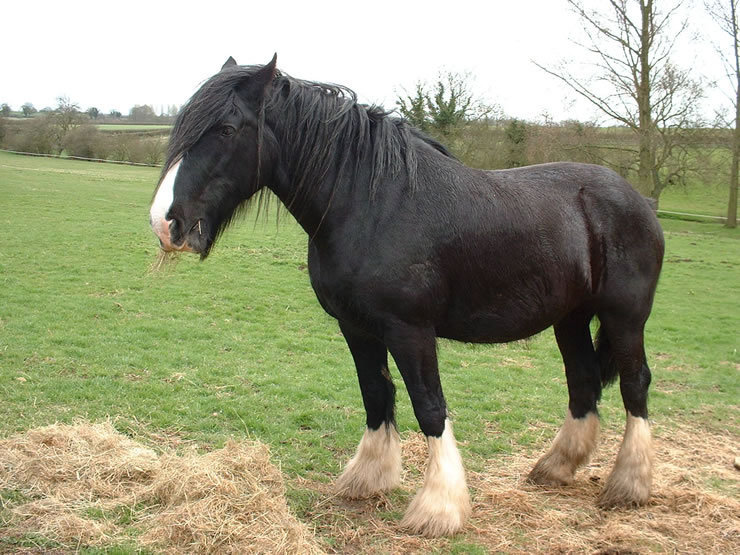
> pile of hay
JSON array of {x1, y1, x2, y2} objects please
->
[
  {"x1": 1, "y1": 419, "x2": 737, "y2": 553},
  {"x1": 0, "y1": 421, "x2": 323, "y2": 553}
]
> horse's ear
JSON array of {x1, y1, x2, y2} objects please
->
[
  {"x1": 222, "y1": 56, "x2": 238, "y2": 70},
  {"x1": 237, "y1": 54, "x2": 278, "y2": 103}
]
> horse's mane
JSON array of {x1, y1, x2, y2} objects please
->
[{"x1": 162, "y1": 64, "x2": 455, "y2": 200}]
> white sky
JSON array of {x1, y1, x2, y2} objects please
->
[{"x1": 0, "y1": 0, "x2": 730, "y2": 122}]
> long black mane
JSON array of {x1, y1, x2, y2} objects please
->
[{"x1": 163, "y1": 65, "x2": 454, "y2": 203}]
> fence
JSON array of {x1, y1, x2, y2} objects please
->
[{"x1": 0, "y1": 148, "x2": 162, "y2": 167}]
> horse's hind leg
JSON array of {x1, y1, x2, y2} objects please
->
[
  {"x1": 529, "y1": 311, "x2": 601, "y2": 485},
  {"x1": 596, "y1": 314, "x2": 653, "y2": 507},
  {"x1": 335, "y1": 324, "x2": 401, "y2": 498},
  {"x1": 385, "y1": 323, "x2": 470, "y2": 537}
]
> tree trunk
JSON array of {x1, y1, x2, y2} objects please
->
[
  {"x1": 729, "y1": 117, "x2": 739, "y2": 228},
  {"x1": 728, "y1": 0, "x2": 740, "y2": 228},
  {"x1": 637, "y1": 0, "x2": 655, "y2": 197}
]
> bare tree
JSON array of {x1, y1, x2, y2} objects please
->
[
  {"x1": 536, "y1": 0, "x2": 704, "y2": 203},
  {"x1": 50, "y1": 96, "x2": 83, "y2": 152},
  {"x1": 706, "y1": 0, "x2": 739, "y2": 227},
  {"x1": 54, "y1": 96, "x2": 82, "y2": 134}
]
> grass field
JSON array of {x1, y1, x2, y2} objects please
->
[
  {"x1": 0, "y1": 151, "x2": 737, "y2": 552},
  {"x1": 659, "y1": 181, "x2": 732, "y2": 219}
]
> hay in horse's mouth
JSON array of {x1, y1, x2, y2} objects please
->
[{"x1": 149, "y1": 249, "x2": 181, "y2": 273}]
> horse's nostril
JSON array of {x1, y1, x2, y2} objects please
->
[{"x1": 168, "y1": 217, "x2": 181, "y2": 236}]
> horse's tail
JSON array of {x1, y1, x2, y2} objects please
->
[{"x1": 595, "y1": 326, "x2": 620, "y2": 387}]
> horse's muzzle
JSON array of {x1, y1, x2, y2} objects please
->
[{"x1": 150, "y1": 216, "x2": 199, "y2": 253}]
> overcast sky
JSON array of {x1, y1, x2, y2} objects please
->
[{"x1": 1, "y1": 0, "x2": 730, "y2": 122}]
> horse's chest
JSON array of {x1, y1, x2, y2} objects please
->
[
  {"x1": 307, "y1": 245, "x2": 437, "y2": 328},
  {"x1": 306, "y1": 247, "x2": 358, "y2": 320}
]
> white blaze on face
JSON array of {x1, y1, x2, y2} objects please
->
[{"x1": 150, "y1": 159, "x2": 181, "y2": 241}]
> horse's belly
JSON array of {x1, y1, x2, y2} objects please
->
[
  {"x1": 435, "y1": 286, "x2": 579, "y2": 343},
  {"x1": 436, "y1": 311, "x2": 555, "y2": 344}
]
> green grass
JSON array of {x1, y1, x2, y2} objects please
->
[
  {"x1": 659, "y1": 181, "x2": 732, "y2": 218},
  {"x1": 0, "y1": 151, "x2": 738, "y2": 550}
]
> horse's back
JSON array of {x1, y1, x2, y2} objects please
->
[
  {"x1": 485, "y1": 161, "x2": 664, "y2": 316},
  {"x1": 485, "y1": 162, "x2": 653, "y2": 216},
  {"x1": 483, "y1": 162, "x2": 663, "y2": 266}
]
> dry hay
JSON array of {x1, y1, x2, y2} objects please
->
[
  {"x1": 1, "y1": 419, "x2": 737, "y2": 553},
  {"x1": 470, "y1": 422, "x2": 740, "y2": 553},
  {"x1": 0, "y1": 421, "x2": 323, "y2": 553},
  {"x1": 149, "y1": 249, "x2": 181, "y2": 274},
  {"x1": 297, "y1": 422, "x2": 739, "y2": 553},
  {"x1": 0, "y1": 421, "x2": 159, "y2": 506},
  {"x1": 140, "y1": 440, "x2": 321, "y2": 553}
]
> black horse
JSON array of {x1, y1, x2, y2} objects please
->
[{"x1": 150, "y1": 55, "x2": 664, "y2": 537}]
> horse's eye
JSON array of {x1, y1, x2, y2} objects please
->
[{"x1": 220, "y1": 125, "x2": 236, "y2": 137}]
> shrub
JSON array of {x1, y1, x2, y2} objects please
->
[
  {"x1": 10, "y1": 115, "x2": 57, "y2": 154},
  {"x1": 63, "y1": 124, "x2": 103, "y2": 159},
  {"x1": 128, "y1": 136, "x2": 166, "y2": 165},
  {"x1": 108, "y1": 133, "x2": 136, "y2": 162}
]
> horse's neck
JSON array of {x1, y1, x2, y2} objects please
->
[{"x1": 265, "y1": 116, "x2": 364, "y2": 237}]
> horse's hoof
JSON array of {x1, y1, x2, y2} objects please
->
[
  {"x1": 334, "y1": 469, "x2": 399, "y2": 499},
  {"x1": 527, "y1": 455, "x2": 575, "y2": 486},
  {"x1": 399, "y1": 486, "x2": 471, "y2": 537},
  {"x1": 598, "y1": 414, "x2": 652, "y2": 508},
  {"x1": 334, "y1": 426, "x2": 401, "y2": 499},
  {"x1": 400, "y1": 507, "x2": 468, "y2": 537},
  {"x1": 597, "y1": 477, "x2": 651, "y2": 508}
]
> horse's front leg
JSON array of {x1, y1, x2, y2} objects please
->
[
  {"x1": 335, "y1": 323, "x2": 401, "y2": 498},
  {"x1": 385, "y1": 322, "x2": 471, "y2": 537}
]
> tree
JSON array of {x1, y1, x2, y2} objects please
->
[
  {"x1": 537, "y1": 0, "x2": 705, "y2": 203},
  {"x1": 87, "y1": 107, "x2": 100, "y2": 120},
  {"x1": 0, "y1": 104, "x2": 10, "y2": 117},
  {"x1": 109, "y1": 109, "x2": 122, "y2": 119},
  {"x1": 505, "y1": 119, "x2": 528, "y2": 168},
  {"x1": 706, "y1": 0, "x2": 739, "y2": 227},
  {"x1": 53, "y1": 96, "x2": 82, "y2": 135},
  {"x1": 129, "y1": 104, "x2": 157, "y2": 122},
  {"x1": 396, "y1": 71, "x2": 496, "y2": 137},
  {"x1": 396, "y1": 83, "x2": 430, "y2": 131},
  {"x1": 21, "y1": 103, "x2": 37, "y2": 117}
]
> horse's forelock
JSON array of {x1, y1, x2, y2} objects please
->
[{"x1": 163, "y1": 66, "x2": 272, "y2": 177}]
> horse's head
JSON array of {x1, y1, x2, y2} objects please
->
[{"x1": 150, "y1": 55, "x2": 278, "y2": 257}]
